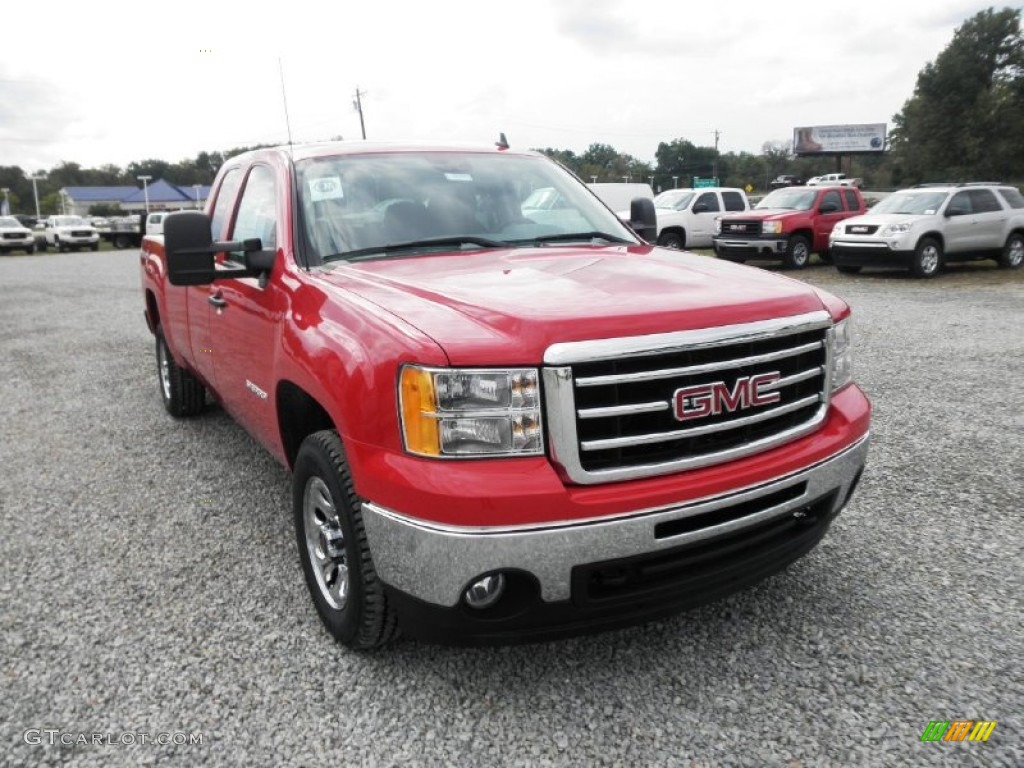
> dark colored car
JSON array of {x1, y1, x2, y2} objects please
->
[{"x1": 769, "y1": 175, "x2": 803, "y2": 190}]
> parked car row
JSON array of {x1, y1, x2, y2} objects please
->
[{"x1": 630, "y1": 181, "x2": 1023, "y2": 279}]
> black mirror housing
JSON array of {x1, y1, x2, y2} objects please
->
[
  {"x1": 165, "y1": 211, "x2": 216, "y2": 286},
  {"x1": 165, "y1": 212, "x2": 271, "y2": 286},
  {"x1": 693, "y1": 203, "x2": 709, "y2": 213},
  {"x1": 629, "y1": 197, "x2": 657, "y2": 242},
  {"x1": 819, "y1": 203, "x2": 840, "y2": 214}
]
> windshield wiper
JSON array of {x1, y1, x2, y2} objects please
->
[
  {"x1": 326, "y1": 235, "x2": 507, "y2": 263},
  {"x1": 509, "y1": 231, "x2": 633, "y2": 245}
]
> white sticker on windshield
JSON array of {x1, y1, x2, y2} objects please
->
[
  {"x1": 444, "y1": 172, "x2": 473, "y2": 182},
  {"x1": 924, "y1": 209, "x2": 936, "y2": 215},
  {"x1": 308, "y1": 177, "x2": 344, "y2": 202}
]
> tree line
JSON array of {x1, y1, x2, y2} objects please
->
[{"x1": 2, "y1": 7, "x2": 1021, "y2": 216}]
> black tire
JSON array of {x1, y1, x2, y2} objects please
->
[
  {"x1": 155, "y1": 324, "x2": 205, "y2": 417},
  {"x1": 114, "y1": 234, "x2": 129, "y2": 249},
  {"x1": 54, "y1": 237, "x2": 64, "y2": 252},
  {"x1": 836, "y1": 264, "x2": 862, "y2": 275},
  {"x1": 998, "y1": 232, "x2": 1024, "y2": 269},
  {"x1": 911, "y1": 237, "x2": 943, "y2": 278},
  {"x1": 293, "y1": 430, "x2": 399, "y2": 650},
  {"x1": 783, "y1": 235, "x2": 811, "y2": 269},
  {"x1": 657, "y1": 230, "x2": 686, "y2": 250},
  {"x1": 26, "y1": 245, "x2": 35, "y2": 255},
  {"x1": 38, "y1": 240, "x2": 47, "y2": 252}
]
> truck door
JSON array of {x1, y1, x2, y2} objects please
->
[
  {"x1": 187, "y1": 167, "x2": 244, "y2": 393},
  {"x1": 942, "y1": 191, "x2": 976, "y2": 252},
  {"x1": 207, "y1": 164, "x2": 284, "y2": 453},
  {"x1": 690, "y1": 191, "x2": 721, "y2": 247},
  {"x1": 814, "y1": 190, "x2": 845, "y2": 250},
  {"x1": 967, "y1": 189, "x2": 1006, "y2": 250}
]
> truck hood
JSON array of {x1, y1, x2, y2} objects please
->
[
  {"x1": 727, "y1": 209, "x2": 803, "y2": 221},
  {"x1": 318, "y1": 245, "x2": 830, "y2": 365}
]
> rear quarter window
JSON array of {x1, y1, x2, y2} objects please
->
[
  {"x1": 843, "y1": 189, "x2": 860, "y2": 211},
  {"x1": 997, "y1": 188, "x2": 1024, "y2": 209}
]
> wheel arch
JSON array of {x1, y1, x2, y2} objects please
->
[
  {"x1": 916, "y1": 231, "x2": 945, "y2": 250},
  {"x1": 144, "y1": 290, "x2": 159, "y2": 335},
  {"x1": 277, "y1": 380, "x2": 340, "y2": 470}
]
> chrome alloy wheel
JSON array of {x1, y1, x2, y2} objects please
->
[
  {"x1": 1007, "y1": 237, "x2": 1024, "y2": 267},
  {"x1": 157, "y1": 339, "x2": 171, "y2": 401},
  {"x1": 303, "y1": 476, "x2": 349, "y2": 610},
  {"x1": 918, "y1": 243, "x2": 940, "y2": 275}
]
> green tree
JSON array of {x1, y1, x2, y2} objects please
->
[{"x1": 891, "y1": 7, "x2": 1024, "y2": 182}]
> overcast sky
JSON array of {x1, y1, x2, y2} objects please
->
[{"x1": 0, "y1": 0, "x2": 1003, "y2": 174}]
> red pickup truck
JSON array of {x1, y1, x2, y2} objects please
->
[
  {"x1": 140, "y1": 143, "x2": 871, "y2": 648},
  {"x1": 713, "y1": 186, "x2": 867, "y2": 268}
]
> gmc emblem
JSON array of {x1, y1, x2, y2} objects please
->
[
  {"x1": 673, "y1": 372, "x2": 781, "y2": 421},
  {"x1": 850, "y1": 226, "x2": 868, "y2": 233}
]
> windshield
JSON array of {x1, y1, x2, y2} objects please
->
[
  {"x1": 0, "y1": 217, "x2": 22, "y2": 227},
  {"x1": 871, "y1": 191, "x2": 949, "y2": 215},
  {"x1": 653, "y1": 190, "x2": 695, "y2": 210},
  {"x1": 296, "y1": 151, "x2": 638, "y2": 263},
  {"x1": 53, "y1": 216, "x2": 86, "y2": 226},
  {"x1": 755, "y1": 189, "x2": 817, "y2": 211}
]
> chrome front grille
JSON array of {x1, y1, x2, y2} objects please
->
[
  {"x1": 719, "y1": 219, "x2": 762, "y2": 236},
  {"x1": 543, "y1": 311, "x2": 833, "y2": 484}
]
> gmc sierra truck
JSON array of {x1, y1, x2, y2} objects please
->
[
  {"x1": 713, "y1": 186, "x2": 867, "y2": 269},
  {"x1": 140, "y1": 142, "x2": 871, "y2": 648}
]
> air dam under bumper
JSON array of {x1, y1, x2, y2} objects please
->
[
  {"x1": 361, "y1": 434, "x2": 869, "y2": 644},
  {"x1": 713, "y1": 236, "x2": 789, "y2": 259}
]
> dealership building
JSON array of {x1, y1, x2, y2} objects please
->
[{"x1": 60, "y1": 180, "x2": 211, "y2": 215}]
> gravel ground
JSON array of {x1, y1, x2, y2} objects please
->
[{"x1": 1, "y1": 250, "x2": 1021, "y2": 767}]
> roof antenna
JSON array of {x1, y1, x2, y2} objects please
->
[
  {"x1": 279, "y1": 57, "x2": 294, "y2": 150},
  {"x1": 496, "y1": 132, "x2": 509, "y2": 150}
]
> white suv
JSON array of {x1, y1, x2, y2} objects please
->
[
  {"x1": 41, "y1": 215, "x2": 100, "y2": 252},
  {"x1": 829, "y1": 183, "x2": 1024, "y2": 277}
]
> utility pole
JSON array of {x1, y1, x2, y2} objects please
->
[
  {"x1": 712, "y1": 128, "x2": 721, "y2": 182},
  {"x1": 31, "y1": 173, "x2": 45, "y2": 218},
  {"x1": 353, "y1": 88, "x2": 367, "y2": 140}
]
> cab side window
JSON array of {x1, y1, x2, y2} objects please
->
[
  {"x1": 821, "y1": 190, "x2": 842, "y2": 211},
  {"x1": 968, "y1": 189, "x2": 1000, "y2": 213},
  {"x1": 229, "y1": 166, "x2": 278, "y2": 262},
  {"x1": 209, "y1": 168, "x2": 243, "y2": 240},
  {"x1": 722, "y1": 191, "x2": 745, "y2": 211},
  {"x1": 946, "y1": 191, "x2": 972, "y2": 216},
  {"x1": 695, "y1": 192, "x2": 720, "y2": 212}
]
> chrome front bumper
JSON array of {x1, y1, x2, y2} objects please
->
[{"x1": 361, "y1": 434, "x2": 869, "y2": 607}]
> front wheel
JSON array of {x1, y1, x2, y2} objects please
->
[
  {"x1": 999, "y1": 233, "x2": 1024, "y2": 269},
  {"x1": 25, "y1": 245, "x2": 35, "y2": 254},
  {"x1": 155, "y1": 325, "x2": 205, "y2": 417},
  {"x1": 293, "y1": 430, "x2": 399, "y2": 649},
  {"x1": 657, "y1": 230, "x2": 686, "y2": 250},
  {"x1": 783, "y1": 235, "x2": 811, "y2": 269},
  {"x1": 911, "y1": 237, "x2": 943, "y2": 278}
]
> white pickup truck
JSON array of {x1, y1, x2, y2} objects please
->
[
  {"x1": 807, "y1": 173, "x2": 862, "y2": 188},
  {"x1": 642, "y1": 187, "x2": 750, "y2": 249}
]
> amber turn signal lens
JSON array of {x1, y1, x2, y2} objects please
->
[{"x1": 400, "y1": 367, "x2": 440, "y2": 456}]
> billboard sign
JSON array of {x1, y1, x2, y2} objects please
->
[{"x1": 792, "y1": 123, "x2": 887, "y2": 154}]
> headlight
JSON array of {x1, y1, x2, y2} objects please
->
[
  {"x1": 829, "y1": 318, "x2": 854, "y2": 392},
  {"x1": 762, "y1": 221, "x2": 782, "y2": 235},
  {"x1": 400, "y1": 366, "x2": 543, "y2": 457},
  {"x1": 881, "y1": 222, "x2": 911, "y2": 235},
  {"x1": 831, "y1": 222, "x2": 843, "y2": 235}
]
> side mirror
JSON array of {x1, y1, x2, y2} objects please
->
[
  {"x1": 629, "y1": 197, "x2": 657, "y2": 242},
  {"x1": 945, "y1": 207, "x2": 965, "y2": 218},
  {"x1": 819, "y1": 202, "x2": 840, "y2": 214},
  {"x1": 692, "y1": 203, "x2": 710, "y2": 213},
  {"x1": 164, "y1": 211, "x2": 269, "y2": 286}
]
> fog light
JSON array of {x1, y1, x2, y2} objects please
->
[{"x1": 463, "y1": 573, "x2": 506, "y2": 610}]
